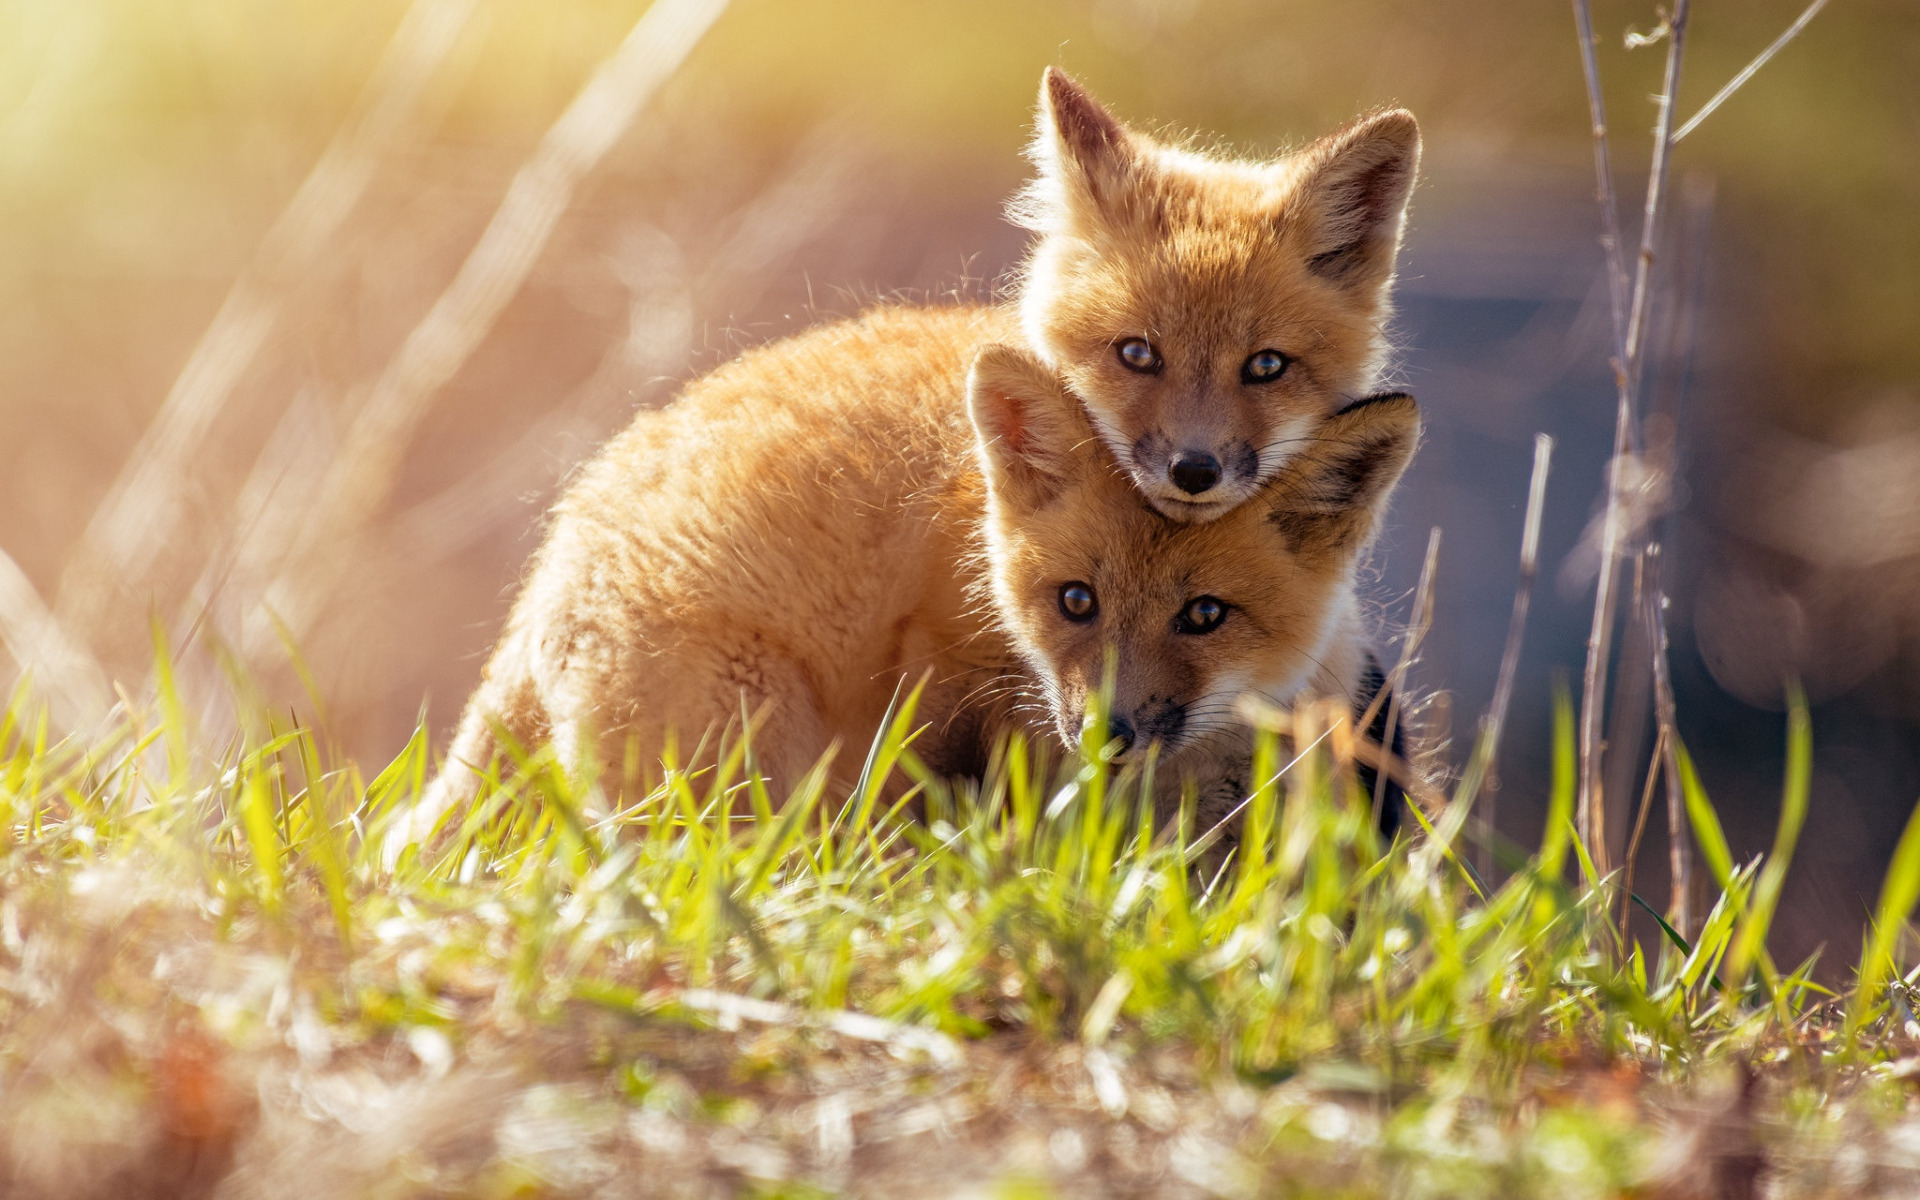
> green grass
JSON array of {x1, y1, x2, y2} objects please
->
[{"x1": 2, "y1": 669, "x2": 1919, "y2": 1198}]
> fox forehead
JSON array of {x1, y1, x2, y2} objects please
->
[
  {"x1": 1052, "y1": 228, "x2": 1372, "y2": 355},
  {"x1": 1092, "y1": 140, "x2": 1303, "y2": 230},
  {"x1": 1002, "y1": 478, "x2": 1312, "y2": 619}
]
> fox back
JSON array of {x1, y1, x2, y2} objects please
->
[{"x1": 1013, "y1": 71, "x2": 1419, "y2": 523}]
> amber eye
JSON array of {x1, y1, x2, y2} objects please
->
[
  {"x1": 1242, "y1": 349, "x2": 1290, "y2": 383},
  {"x1": 1176, "y1": 596, "x2": 1226, "y2": 634},
  {"x1": 1059, "y1": 582, "x2": 1098, "y2": 622},
  {"x1": 1116, "y1": 338, "x2": 1161, "y2": 374}
]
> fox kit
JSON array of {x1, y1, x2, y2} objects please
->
[
  {"x1": 1015, "y1": 70, "x2": 1420, "y2": 523},
  {"x1": 404, "y1": 310, "x2": 1418, "y2": 844}
]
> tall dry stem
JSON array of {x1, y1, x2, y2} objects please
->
[
  {"x1": 233, "y1": 0, "x2": 732, "y2": 660},
  {"x1": 0, "y1": 546, "x2": 112, "y2": 729},
  {"x1": 1570, "y1": 1, "x2": 1632, "y2": 359},
  {"x1": 1647, "y1": 542, "x2": 1692, "y2": 934},
  {"x1": 1673, "y1": 0, "x2": 1831, "y2": 143},
  {"x1": 386, "y1": 141, "x2": 859, "y2": 571},
  {"x1": 1568, "y1": 0, "x2": 1822, "y2": 907},
  {"x1": 1570, "y1": 0, "x2": 1691, "y2": 875},
  {"x1": 1462, "y1": 434, "x2": 1553, "y2": 878},
  {"x1": 56, "y1": 0, "x2": 477, "y2": 637},
  {"x1": 1371, "y1": 526, "x2": 1441, "y2": 827},
  {"x1": 1640, "y1": 177, "x2": 1716, "y2": 935}
]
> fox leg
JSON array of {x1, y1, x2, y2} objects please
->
[
  {"x1": 535, "y1": 636, "x2": 838, "y2": 806},
  {"x1": 388, "y1": 631, "x2": 549, "y2": 865}
]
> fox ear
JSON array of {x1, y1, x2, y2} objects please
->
[
  {"x1": 1014, "y1": 68, "x2": 1140, "y2": 233},
  {"x1": 1266, "y1": 392, "x2": 1420, "y2": 557},
  {"x1": 968, "y1": 343, "x2": 1099, "y2": 509},
  {"x1": 1283, "y1": 109, "x2": 1420, "y2": 292}
]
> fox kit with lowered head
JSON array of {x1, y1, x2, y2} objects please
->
[
  {"x1": 403, "y1": 311, "x2": 1419, "y2": 846},
  {"x1": 1015, "y1": 70, "x2": 1419, "y2": 522},
  {"x1": 971, "y1": 344, "x2": 1420, "y2": 832}
]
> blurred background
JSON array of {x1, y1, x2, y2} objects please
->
[{"x1": 2, "y1": 0, "x2": 1916, "y2": 970}]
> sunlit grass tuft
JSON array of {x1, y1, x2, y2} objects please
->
[{"x1": 0, "y1": 668, "x2": 1917, "y2": 1196}]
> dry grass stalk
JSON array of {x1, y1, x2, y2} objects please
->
[
  {"x1": 1619, "y1": 726, "x2": 1668, "y2": 940},
  {"x1": 170, "y1": 389, "x2": 338, "y2": 728},
  {"x1": 0, "y1": 545, "x2": 112, "y2": 729},
  {"x1": 1672, "y1": 0, "x2": 1831, "y2": 143},
  {"x1": 1570, "y1": 0, "x2": 1692, "y2": 876},
  {"x1": 1642, "y1": 179, "x2": 1717, "y2": 938},
  {"x1": 1569, "y1": 0, "x2": 1632, "y2": 355},
  {"x1": 1648, "y1": 541, "x2": 1693, "y2": 934},
  {"x1": 386, "y1": 142, "x2": 861, "y2": 569},
  {"x1": 231, "y1": 0, "x2": 733, "y2": 661},
  {"x1": 1621, "y1": 1, "x2": 1694, "y2": 384},
  {"x1": 1602, "y1": 547, "x2": 1655, "y2": 864},
  {"x1": 1465, "y1": 433, "x2": 1553, "y2": 878},
  {"x1": 55, "y1": 0, "x2": 477, "y2": 636},
  {"x1": 1371, "y1": 525, "x2": 1441, "y2": 826},
  {"x1": 1571, "y1": 0, "x2": 1824, "y2": 890}
]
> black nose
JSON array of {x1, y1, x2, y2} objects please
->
[
  {"x1": 1168, "y1": 451, "x2": 1221, "y2": 495},
  {"x1": 1105, "y1": 716, "x2": 1135, "y2": 757}
]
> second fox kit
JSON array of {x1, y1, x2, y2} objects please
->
[
  {"x1": 1018, "y1": 71, "x2": 1420, "y2": 522},
  {"x1": 408, "y1": 311, "x2": 1419, "y2": 838}
]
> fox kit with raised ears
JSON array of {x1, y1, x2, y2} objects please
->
[
  {"x1": 404, "y1": 311, "x2": 1418, "y2": 842},
  {"x1": 1015, "y1": 70, "x2": 1420, "y2": 522}
]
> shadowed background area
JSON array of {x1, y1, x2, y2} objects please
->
[{"x1": 2, "y1": 0, "x2": 1916, "y2": 970}]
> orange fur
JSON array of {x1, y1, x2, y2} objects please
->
[
  {"x1": 400, "y1": 76, "x2": 1426, "y2": 847},
  {"x1": 403, "y1": 311, "x2": 1417, "y2": 846},
  {"x1": 1013, "y1": 70, "x2": 1420, "y2": 522}
]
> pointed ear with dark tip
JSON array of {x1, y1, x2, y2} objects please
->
[
  {"x1": 1016, "y1": 67, "x2": 1141, "y2": 231},
  {"x1": 1283, "y1": 109, "x2": 1420, "y2": 291},
  {"x1": 1266, "y1": 392, "x2": 1420, "y2": 557},
  {"x1": 968, "y1": 343, "x2": 1101, "y2": 510}
]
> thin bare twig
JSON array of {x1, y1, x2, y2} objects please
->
[
  {"x1": 1570, "y1": 0, "x2": 1632, "y2": 359},
  {"x1": 1623, "y1": 0, "x2": 1694, "y2": 386},
  {"x1": 1643, "y1": 541, "x2": 1689, "y2": 936},
  {"x1": 1648, "y1": 542, "x2": 1692, "y2": 935},
  {"x1": 1618, "y1": 726, "x2": 1668, "y2": 941},
  {"x1": 1642, "y1": 178, "x2": 1716, "y2": 939},
  {"x1": 1573, "y1": 0, "x2": 1808, "y2": 929},
  {"x1": 1490, "y1": 437, "x2": 1554, "y2": 755},
  {"x1": 0, "y1": 544, "x2": 113, "y2": 729},
  {"x1": 238, "y1": 0, "x2": 733, "y2": 657},
  {"x1": 56, "y1": 0, "x2": 476, "y2": 632},
  {"x1": 1569, "y1": 0, "x2": 1632, "y2": 866},
  {"x1": 387, "y1": 141, "x2": 860, "y2": 568},
  {"x1": 1573, "y1": 0, "x2": 1691, "y2": 875},
  {"x1": 1373, "y1": 526, "x2": 1441, "y2": 827},
  {"x1": 1673, "y1": 0, "x2": 1831, "y2": 142},
  {"x1": 1601, "y1": 545, "x2": 1655, "y2": 857},
  {"x1": 1458, "y1": 434, "x2": 1553, "y2": 878}
]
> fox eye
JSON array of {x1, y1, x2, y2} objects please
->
[
  {"x1": 1116, "y1": 338, "x2": 1162, "y2": 374},
  {"x1": 1242, "y1": 349, "x2": 1290, "y2": 383},
  {"x1": 1059, "y1": 582, "x2": 1098, "y2": 622},
  {"x1": 1176, "y1": 596, "x2": 1227, "y2": 635}
]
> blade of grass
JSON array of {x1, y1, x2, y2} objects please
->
[
  {"x1": 1848, "y1": 795, "x2": 1920, "y2": 1042},
  {"x1": 237, "y1": 766, "x2": 284, "y2": 915},
  {"x1": 1724, "y1": 684, "x2": 1812, "y2": 986},
  {"x1": 149, "y1": 616, "x2": 190, "y2": 787},
  {"x1": 1538, "y1": 676, "x2": 1578, "y2": 884},
  {"x1": 1674, "y1": 738, "x2": 1734, "y2": 890}
]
